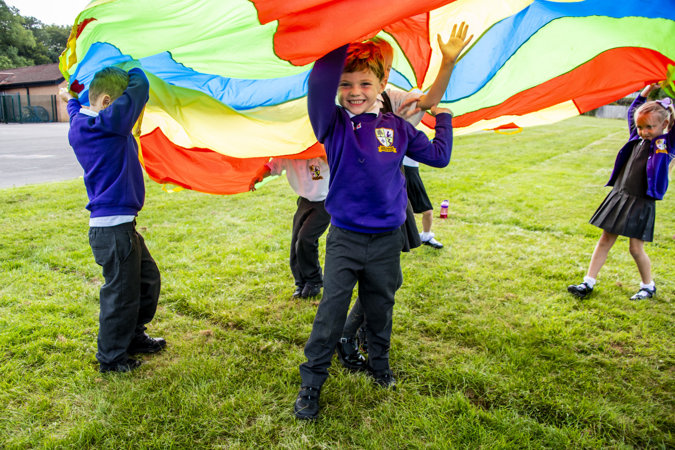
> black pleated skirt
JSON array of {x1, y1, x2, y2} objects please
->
[
  {"x1": 400, "y1": 200, "x2": 421, "y2": 252},
  {"x1": 404, "y1": 166, "x2": 434, "y2": 213},
  {"x1": 589, "y1": 189, "x2": 655, "y2": 241}
]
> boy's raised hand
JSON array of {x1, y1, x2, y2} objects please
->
[
  {"x1": 58, "y1": 87, "x2": 74, "y2": 102},
  {"x1": 438, "y1": 21, "x2": 473, "y2": 64}
]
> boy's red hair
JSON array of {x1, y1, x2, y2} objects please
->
[
  {"x1": 370, "y1": 36, "x2": 394, "y2": 67},
  {"x1": 344, "y1": 42, "x2": 386, "y2": 81}
]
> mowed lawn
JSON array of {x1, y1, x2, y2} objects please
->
[{"x1": 0, "y1": 116, "x2": 673, "y2": 448}]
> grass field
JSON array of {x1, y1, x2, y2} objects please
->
[{"x1": 0, "y1": 116, "x2": 673, "y2": 448}]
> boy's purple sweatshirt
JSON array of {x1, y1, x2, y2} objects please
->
[
  {"x1": 308, "y1": 45, "x2": 453, "y2": 233},
  {"x1": 67, "y1": 68, "x2": 149, "y2": 218}
]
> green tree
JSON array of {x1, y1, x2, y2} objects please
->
[
  {"x1": 39, "y1": 24, "x2": 70, "y2": 61},
  {"x1": 23, "y1": 16, "x2": 69, "y2": 64},
  {"x1": 0, "y1": 0, "x2": 70, "y2": 70},
  {"x1": 0, "y1": 0, "x2": 36, "y2": 68}
]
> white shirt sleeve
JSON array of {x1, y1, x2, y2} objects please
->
[{"x1": 266, "y1": 158, "x2": 284, "y2": 176}]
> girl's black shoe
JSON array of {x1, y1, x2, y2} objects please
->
[
  {"x1": 567, "y1": 281, "x2": 593, "y2": 299},
  {"x1": 630, "y1": 286, "x2": 655, "y2": 300}
]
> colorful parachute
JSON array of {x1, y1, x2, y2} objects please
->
[{"x1": 60, "y1": 0, "x2": 675, "y2": 195}]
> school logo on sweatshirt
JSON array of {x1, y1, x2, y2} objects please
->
[
  {"x1": 654, "y1": 138, "x2": 668, "y2": 154},
  {"x1": 375, "y1": 128, "x2": 396, "y2": 153},
  {"x1": 309, "y1": 164, "x2": 324, "y2": 180}
]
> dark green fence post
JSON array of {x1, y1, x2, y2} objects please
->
[{"x1": 51, "y1": 95, "x2": 57, "y2": 122}]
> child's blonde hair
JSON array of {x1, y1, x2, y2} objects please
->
[
  {"x1": 89, "y1": 67, "x2": 129, "y2": 104},
  {"x1": 635, "y1": 98, "x2": 675, "y2": 131},
  {"x1": 344, "y1": 41, "x2": 386, "y2": 81}
]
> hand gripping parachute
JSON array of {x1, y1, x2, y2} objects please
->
[{"x1": 60, "y1": 0, "x2": 675, "y2": 195}]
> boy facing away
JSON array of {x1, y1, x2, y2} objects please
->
[
  {"x1": 61, "y1": 66, "x2": 166, "y2": 373},
  {"x1": 294, "y1": 30, "x2": 471, "y2": 420}
]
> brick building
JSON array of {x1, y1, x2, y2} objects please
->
[{"x1": 0, "y1": 63, "x2": 68, "y2": 123}]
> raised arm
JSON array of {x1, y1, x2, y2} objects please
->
[
  {"x1": 307, "y1": 45, "x2": 348, "y2": 142},
  {"x1": 405, "y1": 108, "x2": 453, "y2": 168},
  {"x1": 665, "y1": 97, "x2": 675, "y2": 151},
  {"x1": 100, "y1": 68, "x2": 149, "y2": 135},
  {"x1": 627, "y1": 85, "x2": 651, "y2": 139},
  {"x1": 66, "y1": 97, "x2": 82, "y2": 121},
  {"x1": 416, "y1": 22, "x2": 473, "y2": 111}
]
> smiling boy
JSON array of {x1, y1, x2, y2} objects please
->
[{"x1": 294, "y1": 35, "x2": 470, "y2": 420}]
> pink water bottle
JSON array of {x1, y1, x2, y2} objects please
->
[{"x1": 439, "y1": 200, "x2": 449, "y2": 219}]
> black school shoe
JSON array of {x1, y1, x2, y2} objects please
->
[
  {"x1": 630, "y1": 286, "x2": 656, "y2": 300},
  {"x1": 100, "y1": 357, "x2": 141, "y2": 374},
  {"x1": 294, "y1": 386, "x2": 320, "y2": 420},
  {"x1": 369, "y1": 368, "x2": 396, "y2": 389},
  {"x1": 301, "y1": 283, "x2": 322, "y2": 298},
  {"x1": 422, "y1": 236, "x2": 443, "y2": 249},
  {"x1": 127, "y1": 333, "x2": 167, "y2": 354},
  {"x1": 336, "y1": 337, "x2": 367, "y2": 371},
  {"x1": 292, "y1": 285, "x2": 304, "y2": 298},
  {"x1": 567, "y1": 281, "x2": 593, "y2": 299}
]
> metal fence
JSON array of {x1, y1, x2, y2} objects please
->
[
  {"x1": 583, "y1": 93, "x2": 638, "y2": 119},
  {"x1": 0, "y1": 93, "x2": 58, "y2": 123}
]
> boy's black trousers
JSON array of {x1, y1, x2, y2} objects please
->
[
  {"x1": 89, "y1": 221, "x2": 161, "y2": 365},
  {"x1": 290, "y1": 197, "x2": 330, "y2": 287},
  {"x1": 299, "y1": 225, "x2": 403, "y2": 388}
]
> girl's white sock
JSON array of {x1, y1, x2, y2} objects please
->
[
  {"x1": 583, "y1": 276, "x2": 596, "y2": 288},
  {"x1": 640, "y1": 281, "x2": 655, "y2": 290}
]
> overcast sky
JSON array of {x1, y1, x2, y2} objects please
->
[{"x1": 6, "y1": 0, "x2": 91, "y2": 26}]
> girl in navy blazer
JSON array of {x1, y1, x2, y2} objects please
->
[{"x1": 568, "y1": 83, "x2": 674, "y2": 301}]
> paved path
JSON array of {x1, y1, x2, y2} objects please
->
[{"x1": 0, "y1": 123, "x2": 82, "y2": 189}]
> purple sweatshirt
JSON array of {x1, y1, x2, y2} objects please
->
[
  {"x1": 308, "y1": 45, "x2": 453, "y2": 233},
  {"x1": 607, "y1": 94, "x2": 675, "y2": 200},
  {"x1": 67, "y1": 68, "x2": 149, "y2": 218}
]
